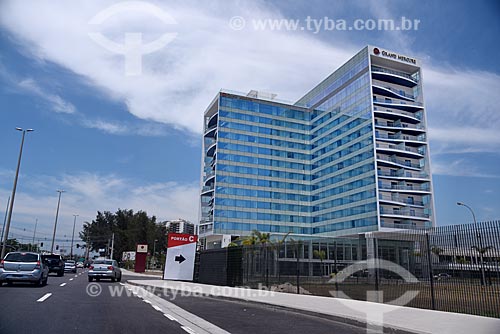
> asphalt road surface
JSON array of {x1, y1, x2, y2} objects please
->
[{"x1": 0, "y1": 269, "x2": 364, "y2": 334}]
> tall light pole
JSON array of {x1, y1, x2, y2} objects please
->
[
  {"x1": 1, "y1": 128, "x2": 34, "y2": 259},
  {"x1": 70, "y1": 214, "x2": 78, "y2": 259},
  {"x1": 457, "y1": 201, "x2": 485, "y2": 285},
  {"x1": 31, "y1": 218, "x2": 38, "y2": 252},
  {"x1": 51, "y1": 190, "x2": 65, "y2": 253},
  {"x1": 153, "y1": 239, "x2": 158, "y2": 269}
]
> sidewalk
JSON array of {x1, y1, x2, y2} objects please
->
[
  {"x1": 127, "y1": 279, "x2": 500, "y2": 334},
  {"x1": 121, "y1": 268, "x2": 163, "y2": 278}
]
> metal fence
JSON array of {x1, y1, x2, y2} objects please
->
[{"x1": 196, "y1": 221, "x2": 500, "y2": 318}]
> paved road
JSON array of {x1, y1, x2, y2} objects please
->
[{"x1": 0, "y1": 270, "x2": 364, "y2": 334}]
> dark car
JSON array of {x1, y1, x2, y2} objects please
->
[{"x1": 41, "y1": 254, "x2": 65, "y2": 277}]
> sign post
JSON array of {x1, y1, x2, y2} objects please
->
[
  {"x1": 164, "y1": 233, "x2": 197, "y2": 281},
  {"x1": 135, "y1": 244, "x2": 148, "y2": 273}
]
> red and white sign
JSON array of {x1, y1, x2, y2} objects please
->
[{"x1": 163, "y1": 233, "x2": 198, "y2": 281}]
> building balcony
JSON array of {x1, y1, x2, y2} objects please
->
[
  {"x1": 204, "y1": 126, "x2": 217, "y2": 138},
  {"x1": 375, "y1": 122, "x2": 426, "y2": 135},
  {"x1": 207, "y1": 112, "x2": 218, "y2": 128},
  {"x1": 204, "y1": 174, "x2": 215, "y2": 186},
  {"x1": 376, "y1": 143, "x2": 424, "y2": 159},
  {"x1": 378, "y1": 182, "x2": 431, "y2": 193},
  {"x1": 375, "y1": 132, "x2": 426, "y2": 143},
  {"x1": 373, "y1": 108, "x2": 421, "y2": 124},
  {"x1": 377, "y1": 169, "x2": 429, "y2": 180},
  {"x1": 378, "y1": 193, "x2": 424, "y2": 206},
  {"x1": 372, "y1": 84, "x2": 415, "y2": 102},
  {"x1": 371, "y1": 66, "x2": 418, "y2": 88},
  {"x1": 206, "y1": 142, "x2": 217, "y2": 157},
  {"x1": 380, "y1": 220, "x2": 431, "y2": 230},
  {"x1": 377, "y1": 155, "x2": 421, "y2": 170},
  {"x1": 380, "y1": 207, "x2": 430, "y2": 220},
  {"x1": 201, "y1": 185, "x2": 215, "y2": 196},
  {"x1": 373, "y1": 99, "x2": 423, "y2": 113}
]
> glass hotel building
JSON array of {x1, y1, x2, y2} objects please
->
[{"x1": 199, "y1": 46, "x2": 435, "y2": 248}]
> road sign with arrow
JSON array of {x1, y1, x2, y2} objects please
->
[{"x1": 163, "y1": 233, "x2": 198, "y2": 281}]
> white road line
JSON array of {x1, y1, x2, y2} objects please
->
[
  {"x1": 119, "y1": 283, "x2": 125, "y2": 286},
  {"x1": 152, "y1": 305, "x2": 162, "y2": 312},
  {"x1": 164, "y1": 314, "x2": 178, "y2": 322},
  {"x1": 60, "y1": 283, "x2": 66, "y2": 287},
  {"x1": 143, "y1": 300, "x2": 151, "y2": 304},
  {"x1": 69, "y1": 278, "x2": 74, "y2": 281},
  {"x1": 37, "y1": 293, "x2": 52, "y2": 302},
  {"x1": 181, "y1": 326, "x2": 196, "y2": 334},
  {"x1": 75, "y1": 275, "x2": 78, "y2": 277}
]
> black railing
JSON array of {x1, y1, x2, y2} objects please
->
[{"x1": 195, "y1": 221, "x2": 500, "y2": 318}]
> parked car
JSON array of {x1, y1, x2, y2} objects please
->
[
  {"x1": 0, "y1": 252, "x2": 49, "y2": 286},
  {"x1": 76, "y1": 261, "x2": 84, "y2": 268},
  {"x1": 88, "y1": 259, "x2": 122, "y2": 282},
  {"x1": 41, "y1": 254, "x2": 65, "y2": 276},
  {"x1": 64, "y1": 260, "x2": 77, "y2": 273},
  {"x1": 434, "y1": 273, "x2": 452, "y2": 280}
]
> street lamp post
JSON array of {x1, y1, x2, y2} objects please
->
[
  {"x1": 31, "y1": 218, "x2": 38, "y2": 252},
  {"x1": 152, "y1": 239, "x2": 158, "y2": 269},
  {"x1": 70, "y1": 214, "x2": 78, "y2": 259},
  {"x1": 51, "y1": 190, "x2": 65, "y2": 253},
  {"x1": 1, "y1": 128, "x2": 34, "y2": 259},
  {"x1": 457, "y1": 201, "x2": 486, "y2": 285}
]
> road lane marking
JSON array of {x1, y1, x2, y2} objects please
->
[
  {"x1": 143, "y1": 300, "x2": 151, "y2": 304},
  {"x1": 60, "y1": 283, "x2": 67, "y2": 287},
  {"x1": 125, "y1": 283, "x2": 229, "y2": 334},
  {"x1": 152, "y1": 305, "x2": 162, "y2": 312},
  {"x1": 75, "y1": 275, "x2": 78, "y2": 277},
  {"x1": 164, "y1": 314, "x2": 178, "y2": 321},
  {"x1": 69, "y1": 278, "x2": 74, "y2": 281},
  {"x1": 37, "y1": 293, "x2": 52, "y2": 302},
  {"x1": 119, "y1": 283, "x2": 125, "y2": 286},
  {"x1": 181, "y1": 326, "x2": 196, "y2": 334}
]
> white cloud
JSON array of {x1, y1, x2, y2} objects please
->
[
  {"x1": 17, "y1": 77, "x2": 76, "y2": 114},
  {"x1": 431, "y1": 158, "x2": 500, "y2": 178},
  {"x1": 0, "y1": 0, "x2": 354, "y2": 134},
  {"x1": 0, "y1": 172, "x2": 200, "y2": 240}
]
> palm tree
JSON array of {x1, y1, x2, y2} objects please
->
[
  {"x1": 313, "y1": 249, "x2": 326, "y2": 276},
  {"x1": 472, "y1": 245, "x2": 494, "y2": 285}
]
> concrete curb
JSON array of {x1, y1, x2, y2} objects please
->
[{"x1": 126, "y1": 280, "x2": 500, "y2": 334}]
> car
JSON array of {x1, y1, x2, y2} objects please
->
[
  {"x1": 434, "y1": 273, "x2": 452, "y2": 280},
  {"x1": 0, "y1": 252, "x2": 49, "y2": 286},
  {"x1": 64, "y1": 260, "x2": 77, "y2": 273},
  {"x1": 88, "y1": 259, "x2": 122, "y2": 282},
  {"x1": 41, "y1": 254, "x2": 65, "y2": 276},
  {"x1": 76, "y1": 261, "x2": 84, "y2": 268}
]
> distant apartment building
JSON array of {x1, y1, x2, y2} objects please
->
[
  {"x1": 199, "y1": 45, "x2": 435, "y2": 248},
  {"x1": 165, "y1": 219, "x2": 197, "y2": 235}
]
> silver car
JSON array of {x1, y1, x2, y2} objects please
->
[
  {"x1": 88, "y1": 259, "x2": 122, "y2": 282},
  {"x1": 0, "y1": 252, "x2": 49, "y2": 286},
  {"x1": 64, "y1": 260, "x2": 77, "y2": 273}
]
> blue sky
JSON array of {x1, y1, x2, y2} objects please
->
[{"x1": 0, "y1": 0, "x2": 499, "y2": 251}]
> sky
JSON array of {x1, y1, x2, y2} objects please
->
[{"x1": 0, "y1": 0, "x2": 499, "y2": 252}]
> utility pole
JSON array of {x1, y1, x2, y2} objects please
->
[
  {"x1": 50, "y1": 190, "x2": 65, "y2": 253},
  {"x1": 31, "y1": 218, "x2": 38, "y2": 252},
  {"x1": 70, "y1": 214, "x2": 78, "y2": 259},
  {"x1": 110, "y1": 232, "x2": 115, "y2": 260},
  {"x1": 1, "y1": 128, "x2": 34, "y2": 259}
]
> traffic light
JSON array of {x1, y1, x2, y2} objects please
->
[
  {"x1": 40, "y1": 242, "x2": 44, "y2": 247},
  {"x1": 56, "y1": 245, "x2": 59, "y2": 250},
  {"x1": 76, "y1": 244, "x2": 80, "y2": 248}
]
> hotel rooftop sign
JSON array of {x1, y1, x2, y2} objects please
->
[{"x1": 369, "y1": 45, "x2": 419, "y2": 66}]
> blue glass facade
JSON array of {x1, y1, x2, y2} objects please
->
[{"x1": 200, "y1": 46, "x2": 434, "y2": 244}]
